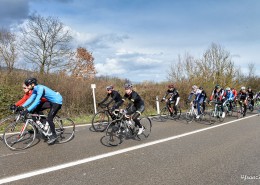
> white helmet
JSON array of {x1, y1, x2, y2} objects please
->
[
  {"x1": 192, "y1": 85, "x2": 198, "y2": 90},
  {"x1": 226, "y1": 87, "x2": 231, "y2": 91},
  {"x1": 241, "y1": 86, "x2": 246, "y2": 90}
]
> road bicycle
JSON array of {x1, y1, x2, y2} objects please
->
[
  {"x1": 237, "y1": 100, "x2": 246, "y2": 119},
  {"x1": 91, "y1": 104, "x2": 122, "y2": 132},
  {"x1": 185, "y1": 100, "x2": 210, "y2": 124},
  {"x1": 159, "y1": 99, "x2": 181, "y2": 121},
  {"x1": 209, "y1": 100, "x2": 225, "y2": 123},
  {"x1": 247, "y1": 98, "x2": 254, "y2": 113},
  {"x1": 223, "y1": 99, "x2": 236, "y2": 116},
  {"x1": 254, "y1": 96, "x2": 260, "y2": 115},
  {"x1": 3, "y1": 112, "x2": 75, "y2": 150},
  {"x1": 101, "y1": 109, "x2": 152, "y2": 146}
]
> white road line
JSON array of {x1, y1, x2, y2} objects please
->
[
  {"x1": 0, "y1": 152, "x2": 26, "y2": 158},
  {"x1": 0, "y1": 114, "x2": 258, "y2": 184}
]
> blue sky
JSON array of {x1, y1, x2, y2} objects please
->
[{"x1": 1, "y1": 0, "x2": 260, "y2": 82}]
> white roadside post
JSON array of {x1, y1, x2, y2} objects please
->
[
  {"x1": 156, "y1": 96, "x2": 160, "y2": 115},
  {"x1": 91, "y1": 84, "x2": 97, "y2": 114}
]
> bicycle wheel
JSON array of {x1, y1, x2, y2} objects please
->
[
  {"x1": 185, "y1": 110, "x2": 194, "y2": 123},
  {"x1": 218, "y1": 111, "x2": 225, "y2": 122},
  {"x1": 209, "y1": 111, "x2": 217, "y2": 124},
  {"x1": 91, "y1": 111, "x2": 110, "y2": 132},
  {"x1": 174, "y1": 107, "x2": 182, "y2": 120},
  {"x1": 137, "y1": 117, "x2": 152, "y2": 140},
  {"x1": 3, "y1": 122, "x2": 36, "y2": 150},
  {"x1": 237, "y1": 108, "x2": 243, "y2": 119},
  {"x1": 159, "y1": 107, "x2": 169, "y2": 120},
  {"x1": 54, "y1": 117, "x2": 75, "y2": 144},
  {"x1": 104, "y1": 122, "x2": 123, "y2": 146}
]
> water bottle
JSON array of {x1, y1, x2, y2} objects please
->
[
  {"x1": 44, "y1": 122, "x2": 49, "y2": 131},
  {"x1": 36, "y1": 120, "x2": 44, "y2": 129},
  {"x1": 127, "y1": 120, "x2": 133, "y2": 127}
]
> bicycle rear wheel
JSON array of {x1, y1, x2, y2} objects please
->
[
  {"x1": 54, "y1": 117, "x2": 75, "y2": 144},
  {"x1": 137, "y1": 117, "x2": 152, "y2": 140},
  {"x1": 91, "y1": 111, "x2": 110, "y2": 132},
  {"x1": 3, "y1": 122, "x2": 36, "y2": 150}
]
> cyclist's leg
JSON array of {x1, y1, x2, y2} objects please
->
[
  {"x1": 132, "y1": 105, "x2": 145, "y2": 135},
  {"x1": 173, "y1": 103, "x2": 178, "y2": 115},
  {"x1": 243, "y1": 100, "x2": 247, "y2": 116},
  {"x1": 47, "y1": 103, "x2": 62, "y2": 144},
  {"x1": 166, "y1": 101, "x2": 173, "y2": 116}
]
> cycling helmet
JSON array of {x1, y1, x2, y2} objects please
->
[
  {"x1": 199, "y1": 86, "x2": 203, "y2": 90},
  {"x1": 215, "y1": 84, "x2": 220, "y2": 89},
  {"x1": 24, "y1": 77, "x2": 37, "y2": 86},
  {"x1": 241, "y1": 86, "x2": 246, "y2": 90},
  {"x1": 192, "y1": 85, "x2": 198, "y2": 90},
  {"x1": 106, "y1": 85, "x2": 114, "y2": 91},
  {"x1": 168, "y1": 84, "x2": 174, "y2": 88},
  {"x1": 226, "y1": 87, "x2": 231, "y2": 91},
  {"x1": 124, "y1": 83, "x2": 133, "y2": 89}
]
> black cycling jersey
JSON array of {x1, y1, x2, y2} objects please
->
[
  {"x1": 163, "y1": 88, "x2": 180, "y2": 101},
  {"x1": 123, "y1": 90, "x2": 144, "y2": 108},
  {"x1": 100, "y1": 90, "x2": 122, "y2": 105},
  {"x1": 247, "y1": 90, "x2": 254, "y2": 99},
  {"x1": 201, "y1": 90, "x2": 207, "y2": 99},
  {"x1": 211, "y1": 88, "x2": 225, "y2": 100},
  {"x1": 238, "y1": 91, "x2": 248, "y2": 100}
]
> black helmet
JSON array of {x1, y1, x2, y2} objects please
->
[
  {"x1": 124, "y1": 83, "x2": 133, "y2": 89},
  {"x1": 215, "y1": 84, "x2": 220, "y2": 89},
  {"x1": 24, "y1": 77, "x2": 37, "y2": 86},
  {"x1": 106, "y1": 85, "x2": 114, "y2": 91}
]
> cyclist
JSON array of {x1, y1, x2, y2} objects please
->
[
  {"x1": 247, "y1": 87, "x2": 255, "y2": 108},
  {"x1": 10, "y1": 83, "x2": 47, "y2": 111},
  {"x1": 188, "y1": 85, "x2": 206, "y2": 118},
  {"x1": 237, "y1": 86, "x2": 248, "y2": 117},
  {"x1": 209, "y1": 84, "x2": 226, "y2": 118},
  {"x1": 161, "y1": 84, "x2": 180, "y2": 117},
  {"x1": 97, "y1": 85, "x2": 123, "y2": 119},
  {"x1": 231, "y1": 87, "x2": 238, "y2": 104},
  {"x1": 18, "y1": 77, "x2": 62, "y2": 145},
  {"x1": 122, "y1": 83, "x2": 145, "y2": 135},
  {"x1": 224, "y1": 87, "x2": 234, "y2": 111},
  {"x1": 199, "y1": 86, "x2": 207, "y2": 114}
]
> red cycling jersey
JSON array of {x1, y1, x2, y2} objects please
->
[{"x1": 15, "y1": 90, "x2": 47, "y2": 106}]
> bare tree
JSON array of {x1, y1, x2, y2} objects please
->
[
  {"x1": 0, "y1": 28, "x2": 18, "y2": 73},
  {"x1": 167, "y1": 43, "x2": 239, "y2": 91},
  {"x1": 167, "y1": 53, "x2": 196, "y2": 83},
  {"x1": 247, "y1": 62, "x2": 256, "y2": 78},
  {"x1": 19, "y1": 14, "x2": 73, "y2": 74},
  {"x1": 201, "y1": 43, "x2": 237, "y2": 87}
]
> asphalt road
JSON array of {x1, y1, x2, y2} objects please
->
[{"x1": 1, "y1": 113, "x2": 260, "y2": 185}]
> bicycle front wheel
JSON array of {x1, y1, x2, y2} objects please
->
[
  {"x1": 54, "y1": 117, "x2": 75, "y2": 144},
  {"x1": 185, "y1": 111, "x2": 194, "y2": 123},
  {"x1": 137, "y1": 117, "x2": 152, "y2": 140},
  {"x1": 3, "y1": 122, "x2": 36, "y2": 150},
  {"x1": 104, "y1": 122, "x2": 123, "y2": 146},
  {"x1": 159, "y1": 107, "x2": 169, "y2": 120},
  {"x1": 92, "y1": 111, "x2": 110, "y2": 132}
]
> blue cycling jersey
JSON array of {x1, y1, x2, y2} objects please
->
[
  {"x1": 225, "y1": 90, "x2": 234, "y2": 100},
  {"x1": 22, "y1": 84, "x2": 62, "y2": 111}
]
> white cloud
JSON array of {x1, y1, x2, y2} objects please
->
[{"x1": 95, "y1": 58, "x2": 126, "y2": 75}]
